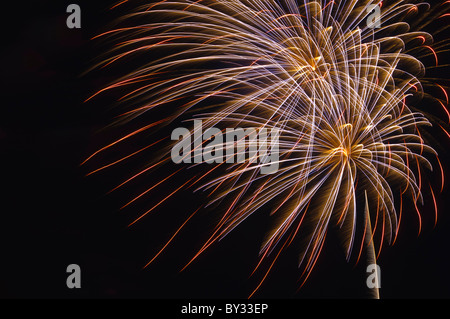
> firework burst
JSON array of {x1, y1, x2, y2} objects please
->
[{"x1": 84, "y1": 0, "x2": 450, "y2": 297}]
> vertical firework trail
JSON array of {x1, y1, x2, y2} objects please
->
[{"x1": 84, "y1": 0, "x2": 450, "y2": 297}]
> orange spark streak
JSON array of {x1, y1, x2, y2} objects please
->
[
  {"x1": 128, "y1": 176, "x2": 196, "y2": 227},
  {"x1": 110, "y1": 0, "x2": 128, "y2": 10},
  {"x1": 423, "y1": 45, "x2": 438, "y2": 66},
  {"x1": 180, "y1": 184, "x2": 251, "y2": 272},
  {"x1": 116, "y1": 97, "x2": 185, "y2": 118},
  {"x1": 85, "y1": 141, "x2": 159, "y2": 176},
  {"x1": 142, "y1": 207, "x2": 201, "y2": 269},
  {"x1": 121, "y1": 168, "x2": 182, "y2": 209},
  {"x1": 287, "y1": 201, "x2": 311, "y2": 247},
  {"x1": 436, "y1": 156, "x2": 445, "y2": 193},
  {"x1": 392, "y1": 193, "x2": 403, "y2": 245},
  {"x1": 91, "y1": 26, "x2": 148, "y2": 40},
  {"x1": 416, "y1": 128, "x2": 424, "y2": 155},
  {"x1": 145, "y1": 0, "x2": 167, "y2": 12},
  {"x1": 415, "y1": 155, "x2": 422, "y2": 201},
  {"x1": 85, "y1": 74, "x2": 154, "y2": 102},
  {"x1": 437, "y1": 84, "x2": 449, "y2": 104},
  {"x1": 297, "y1": 234, "x2": 327, "y2": 291},
  {"x1": 101, "y1": 37, "x2": 185, "y2": 69},
  {"x1": 429, "y1": 184, "x2": 438, "y2": 228},
  {"x1": 81, "y1": 119, "x2": 168, "y2": 165},
  {"x1": 386, "y1": 142, "x2": 392, "y2": 176},
  {"x1": 415, "y1": 36, "x2": 426, "y2": 45},
  {"x1": 355, "y1": 208, "x2": 369, "y2": 265},
  {"x1": 108, "y1": 160, "x2": 167, "y2": 194},
  {"x1": 183, "y1": 0, "x2": 204, "y2": 11},
  {"x1": 249, "y1": 238, "x2": 290, "y2": 298},
  {"x1": 438, "y1": 124, "x2": 450, "y2": 139},
  {"x1": 376, "y1": 208, "x2": 385, "y2": 259},
  {"x1": 438, "y1": 100, "x2": 450, "y2": 124},
  {"x1": 400, "y1": 95, "x2": 406, "y2": 115},
  {"x1": 413, "y1": 198, "x2": 422, "y2": 236}
]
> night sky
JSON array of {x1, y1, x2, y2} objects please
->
[{"x1": 1, "y1": 0, "x2": 450, "y2": 300}]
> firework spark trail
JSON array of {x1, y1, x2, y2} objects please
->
[{"x1": 85, "y1": 0, "x2": 450, "y2": 296}]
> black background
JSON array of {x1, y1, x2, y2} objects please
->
[{"x1": 1, "y1": 0, "x2": 449, "y2": 300}]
